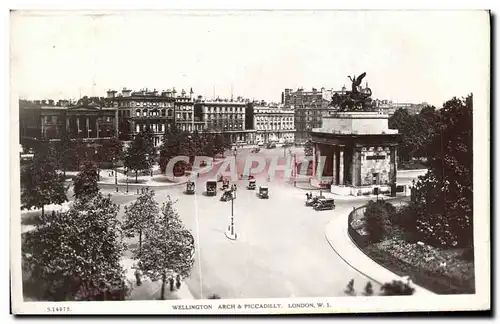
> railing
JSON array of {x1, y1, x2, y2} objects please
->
[{"x1": 347, "y1": 205, "x2": 370, "y2": 249}]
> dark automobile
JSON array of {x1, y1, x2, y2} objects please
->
[
  {"x1": 313, "y1": 198, "x2": 336, "y2": 211},
  {"x1": 206, "y1": 180, "x2": 217, "y2": 196},
  {"x1": 266, "y1": 142, "x2": 277, "y2": 149},
  {"x1": 247, "y1": 180, "x2": 256, "y2": 190},
  {"x1": 185, "y1": 181, "x2": 195, "y2": 195},
  {"x1": 258, "y1": 185, "x2": 269, "y2": 199},
  {"x1": 305, "y1": 192, "x2": 324, "y2": 207}
]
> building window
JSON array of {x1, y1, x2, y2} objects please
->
[{"x1": 366, "y1": 155, "x2": 386, "y2": 161}]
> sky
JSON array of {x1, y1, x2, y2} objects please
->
[{"x1": 10, "y1": 10, "x2": 489, "y2": 107}]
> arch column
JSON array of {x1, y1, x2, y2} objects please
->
[{"x1": 339, "y1": 146, "x2": 345, "y2": 185}]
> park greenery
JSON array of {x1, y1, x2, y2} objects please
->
[
  {"x1": 22, "y1": 193, "x2": 129, "y2": 301},
  {"x1": 359, "y1": 94, "x2": 474, "y2": 294},
  {"x1": 123, "y1": 187, "x2": 159, "y2": 257},
  {"x1": 158, "y1": 127, "x2": 232, "y2": 175},
  {"x1": 21, "y1": 141, "x2": 68, "y2": 217},
  {"x1": 137, "y1": 197, "x2": 195, "y2": 300},
  {"x1": 73, "y1": 161, "x2": 99, "y2": 201},
  {"x1": 124, "y1": 128, "x2": 156, "y2": 182}
]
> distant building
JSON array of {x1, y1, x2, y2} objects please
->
[
  {"x1": 194, "y1": 97, "x2": 250, "y2": 143},
  {"x1": 252, "y1": 103, "x2": 295, "y2": 144},
  {"x1": 19, "y1": 99, "x2": 116, "y2": 141},
  {"x1": 282, "y1": 87, "x2": 344, "y2": 144},
  {"x1": 372, "y1": 99, "x2": 428, "y2": 116},
  {"x1": 105, "y1": 88, "x2": 176, "y2": 146}
]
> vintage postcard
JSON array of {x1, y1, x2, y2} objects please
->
[{"x1": 10, "y1": 10, "x2": 490, "y2": 315}]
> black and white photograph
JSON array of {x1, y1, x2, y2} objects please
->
[{"x1": 9, "y1": 9, "x2": 490, "y2": 315}]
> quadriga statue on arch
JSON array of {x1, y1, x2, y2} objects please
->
[{"x1": 330, "y1": 72, "x2": 374, "y2": 112}]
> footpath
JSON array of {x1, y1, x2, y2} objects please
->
[
  {"x1": 120, "y1": 258, "x2": 195, "y2": 300},
  {"x1": 324, "y1": 203, "x2": 435, "y2": 295},
  {"x1": 62, "y1": 158, "x2": 226, "y2": 188}
]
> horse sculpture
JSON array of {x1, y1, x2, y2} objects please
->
[{"x1": 330, "y1": 72, "x2": 374, "y2": 112}]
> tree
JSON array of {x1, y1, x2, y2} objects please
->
[
  {"x1": 159, "y1": 127, "x2": 185, "y2": 174},
  {"x1": 124, "y1": 129, "x2": 156, "y2": 182},
  {"x1": 99, "y1": 136, "x2": 123, "y2": 171},
  {"x1": 203, "y1": 132, "x2": 216, "y2": 157},
  {"x1": 123, "y1": 187, "x2": 159, "y2": 257},
  {"x1": 380, "y1": 280, "x2": 415, "y2": 296},
  {"x1": 407, "y1": 95, "x2": 473, "y2": 248},
  {"x1": 22, "y1": 193, "x2": 128, "y2": 301},
  {"x1": 303, "y1": 140, "x2": 313, "y2": 156},
  {"x1": 54, "y1": 133, "x2": 76, "y2": 176},
  {"x1": 138, "y1": 197, "x2": 195, "y2": 300},
  {"x1": 21, "y1": 141, "x2": 68, "y2": 217},
  {"x1": 73, "y1": 161, "x2": 99, "y2": 201},
  {"x1": 364, "y1": 200, "x2": 392, "y2": 243},
  {"x1": 213, "y1": 134, "x2": 226, "y2": 157},
  {"x1": 389, "y1": 106, "x2": 440, "y2": 162}
]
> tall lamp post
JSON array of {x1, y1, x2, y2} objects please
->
[
  {"x1": 125, "y1": 167, "x2": 129, "y2": 193},
  {"x1": 94, "y1": 147, "x2": 100, "y2": 181},
  {"x1": 113, "y1": 157, "x2": 118, "y2": 192},
  {"x1": 225, "y1": 189, "x2": 237, "y2": 240}
]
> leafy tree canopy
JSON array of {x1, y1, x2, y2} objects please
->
[{"x1": 22, "y1": 193, "x2": 127, "y2": 301}]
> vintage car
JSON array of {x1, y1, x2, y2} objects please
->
[
  {"x1": 206, "y1": 180, "x2": 217, "y2": 196},
  {"x1": 251, "y1": 147, "x2": 260, "y2": 153},
  {"x1": 313, "y1": 197, "x2": 336, "y2": 211},
  {"x1": 305, "y1": 193, "x2": 324, "y2": 207},
  {"x1": 258, "y1": 185, "x2": 269, "y2": 199},
  {"x1": 266, "y1": 142, "x2": 277, "y2": 149},
  {"x1": 247, "y1": 179, "x2": 256, "y2": 190},
  {"x1": 222, "y1": 178, "x2": 230, "y2": 190},
  {"x1": 185, "y1": 181, "x2": 195, "y2": 195},
  {"x1": 220, "y1": 189, "x2": 234, "y2": 202}
]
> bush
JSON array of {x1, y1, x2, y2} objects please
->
[
  {"x1": 207, "y1": 293, "x2": 221, "y2": 299},
  {"x1": 363, "y1": 282, "x2": 374, "y2": 296},
  {"x1": 380, "y1": 280, "x2": 415, "y2": 296},
  {"x1": 364, "y1": 201, "x2": 392, "y2": 243}
]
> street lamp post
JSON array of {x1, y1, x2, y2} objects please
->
[
  {"x1": 114, "y1": 157, "x2": 118, "y2": 192},
  {"x1": 94, "y1": 147, "x2": 100, "y2": 181},
  {"x1": 126, "y1": 167, "x2": 129, "y2": 193},
  {"x1": 225, "y1": 189, "x2": 237, "y2": 240}
]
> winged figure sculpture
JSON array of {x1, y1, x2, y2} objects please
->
[{"x1": 348, "y1": 72, "x2": 367, "y2": 94}]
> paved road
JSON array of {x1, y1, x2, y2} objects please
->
[{"x1": 102, "y1": 147, "x2": 426, "y2": 299}]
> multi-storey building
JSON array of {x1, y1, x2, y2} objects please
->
[
  {"x1": 174, "y1": 88, "x2": 203, "y2": 133},
  {"x1": 372, "y1": 99, "x2": 428, "y2": 116},
  {"x1": 105, "y1": 88, "x2": 177, "y2": 146},
  {"x1": 194, "y1": 97, "x2": 252, "y2": 143},
  {"x1": 282, "y1": 87, "x2": 341, "y2": 144},
  {"x1": 253, "y1": 103, "x2": 295, "y2": 144},
  {"x1": 19, "y1": 99, "x2": 116, "y2": 142}
]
